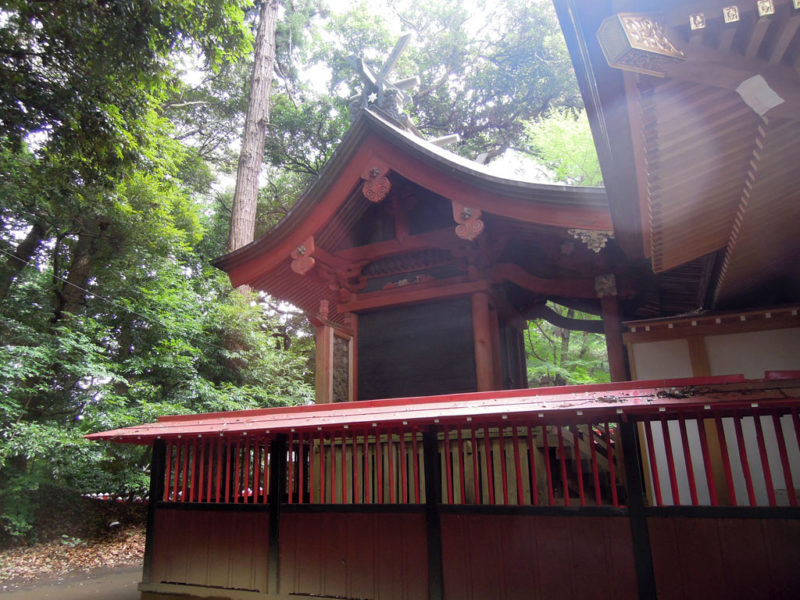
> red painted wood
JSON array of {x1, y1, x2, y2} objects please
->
[
  {"x1": 444, "y1": 426, "x2": 453, "y2": 504},
  {"x1": 280, "y1": 511, "x2": 427, "y2": 599},
  {"x1": 440, "y1": 514, "x2": 636, "y2": 600},
  {"x1": 713, "y1": 414, "x2": 737, "y2": 506},
  {"x1": 299, "y1": 432, "x2": 305, "y2": 504},
  {"x1": 341, "y1": 431, "x2": 348, "y2": 504},
  {"x1": 457, "y1": 427, "x2": 466, "y2": 504},
  {"x1": 733, "y1": 415, "x2": 757, "y2": 505},
  {"x1": 483, "y1": 426, "x2": 495, "y2": 505},
  {"x1": 180, "y1": 440, "x2": 189, "y2": 502},
  {"x1": 287, "y1": 432, "x2": 294, "y2": 504},
  {"x1": 771, "y1": 413, "x2": 797, "y2": 506},
  {"x1": 413, "y1": 430, "x2": 421, "y2": 504},
  {"x1": 660, "y1": 416, "x2": 679, "y2": 505},
  {"x1": 604, "y1": 422, "x2": 618, "y2": 507},
  {"x1": 543, "y1": 425, "x2": 554, "y2": 506},
  {"x1": 762, "y1": 519, "x2": 800, "y2": 598},
  {"x1": 512, "y1": 426, "x2": 523, "y2": 505},
  {"x1": 589, "y1": 424, "x2": 602, "y2": 505},
  {"x1": 557, "y1": 426, "x2": 570, "y2": 506},
  {"x1": 753, "y1": 411, "x2": 777, "y2": 506},
  {"x1": 696, "y1": 415, "x2": 718, "y2": 505},
  {"x1": 400, "y1": 429, "x2": 408, "y2": 504},
  {"x1": 224, "y1": 439, "x2": 232, "y2": 503},
  {"x1": 215, "y1": 438, "x2": 222, "y2": 503},
  {"x1": 93, "y1": 375, "x2": 797, "y2": 444},
  {"x1": 189, "y1": 440, "x2": 197, "y2": 503},
  {"x1": 571, "y1": 425, "x2": 585, "y2": 506},
  {"x1": 500, "y1": 426, "x2": 509, "y2": 505},
  {"x1": 197, "y1": 441, "x2": 205, "y2": 503},
  {"x1": 163, "y1": 443, "x2": 172, "y2": 502},
  {"x1": 642, "y1": 421, "x2": 662, "y2": 506},
  {"x1": 388, "y1": 430, "x2": 396, "y2": 504},
  {"x1": 151, "y1": 508, "x2": 268, "y2": 592},
  {"x1": 233, "y1": 440, "x2": 241, "y2": 504},
  {"x1": 526, "y1": 426, "x2": 539, "y2": 505},
  {"x1": 242, "y1": 438, "x2": 251, "y2": 503},
  {"x1": 376, "y1": 429, "x2": 383, "y2": 504},
  {"x1": 676, "y1": 417, "x2": 698, "y2": 505}
]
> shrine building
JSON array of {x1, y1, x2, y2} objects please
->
[{"x1": 87, "y1": 2, "x2": 800, "y2": 599}]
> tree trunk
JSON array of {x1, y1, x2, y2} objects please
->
[
  {"x1": 227, "y1": 0, "x2": 280, "y2": 253},
  {"x1": 53, "y1": 222, "x2": 104, "y2": 322},
  {"x1": 0, "y1": 220, "x2": 47, "y2": 304}
]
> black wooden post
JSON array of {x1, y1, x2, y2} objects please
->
[
  {"x1": 142, "y1": 439, "x2": 166, "y2": 585},
  {"x1": 619, "y1": 419, "x2": 657, "y2": 599},
  {"x1": 268, "y1": 434, "x2": 287, "y2": 596},
  {"x1": 423, "y1": 428, "x2": 444, "y2": 600}
]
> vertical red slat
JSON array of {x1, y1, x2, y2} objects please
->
[
  {"x1": 287, "y1": 432, "x2": 294, "y2": 504},
  {"x1": 713, "y1": 415, "x2": 737, "y2": 506},
  {"x1": 557, "y1": 426, "x2": 570, "y2": 507},
  {"x1": 642, "y1": 420, "x2": 662, "y2": 507},
  {"x1": 224, "y1": 439, "x2": 232, "y2": 504},
  {"x1": 298, "y1": 433, "x2": 305, "y2": 505},
  {"x1": 206, "y1": 441, "x2": 213, "y2": 502},
  {"x1": 753, "y1": 411, "x2": 776, "y2": 506},
  {"x1": 605, "y1": 422, "x2": 618, "y2": 508},
  {"x1": 329, "y1": 431, "x2": 337, "y2": 504},
  {"x1": 589, "y1": 424, "x2": 602, "y2": 506},
  {"x1": 677, "y1": 416, "x2": 699, "y2": 506},
  {"x1": 233, "y1": 440, "x2": 241, "y2": 504},
  {"x1": 500, "y1": 426, "x2": 509, "y2": 505},
  {"x1": 659, "y1": 416, "x2": 680, "y2": 505},
  {"x1": 526, "y1": 426, "x2": 539, "y2": 506},
  {"x1": 243, "y1": 438, "x2": 251, "y2": 503},
  {"x1": 470, "y1": 427, "x2": 480, "y2": 504},
  {"x1": 197, "y1": 441, "x2": 205, "y2": 503},
  {"x1": 457, "y1": 427, "x2": 466, "y2": 504},
  {"x1": 163, "y1": 443, "x2": 173, "y2": 502},
  {"x1": 400, "y1": 429, "x2": 408, "y2": 504},
  {"x1": 376, "y1": 429, "x2": 383, "y2": 503},
  {"x1": 364, "y1": 429, "x2": 370, "y2": 503},
  {"x1": 696, "y1": 415, "x2": 719, "y2": 506},
  {"x1": 512, "y1": 426, "x2": 523, "y2": 505},
  {"x1": 215, "y1": 438, "x2": 222, "y2": 503},
  {"x1": 341, "y1": 430, "x2": 348, "y2": 504},
  {"x1": 484, "y1": 426, "x2": 495, "y2": 505},
  {"x1": 321, "y1": 431, "x2": 328, "y2": 504},
  {"x1": 412, "y1": 430, "x2": 420, "y2": 504},
  {"x1": 772, "y1": 413, "x2": 797, "y2": 507},
  {"x1": 309, "y1": 432, "x2": 316, "y2": 503},
  {"x1": 388, "y1": 430, "x2": 396, "y2": 504},
  {"x1": 571, "y1": 425, "x2": 585, "y2": 506},
  {"x1": 543, "y1": 425, "x2": 554, "y2": 506},
  {"x1": 263, "y1": 438, "x2": 270, "y2": 504},
  {"x1": 181, "y1": 440, "x2": 189, "y2": 503},
  {"x1": 733, "y1": 415, "x2": 757, "y2": 506},
  {"x1": 352, "y1": 430, "x2": 359, "y2": 504},
  {"x1": 443, "y1": 426, "x2": 453, "y2": 504},
  {"x1": 253, "y1": 440, "x2": 261, "y2": 504},
  {"x1": 188, "y1": 440, "x2": 197, "y2": 503}
]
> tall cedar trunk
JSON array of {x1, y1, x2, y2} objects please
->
[
  {"x1": 0, "y1": 220, "x2": 47, "y2": 304},
  {"x1": 53, "y1": 223, "x2": 102, "y2": 323},
  {"x1": 226, "y1": 0, "x2": 279, "y2": 253}
]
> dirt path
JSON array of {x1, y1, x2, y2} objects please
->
[{"x1": 0, "y1": 566, "x2": 142, "y2": 599}]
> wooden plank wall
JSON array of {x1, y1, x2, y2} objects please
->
[
  {"x1": 440, "y1": 514, "x2": 637, "y2": 600},
  {"x1": 150, "y1": 508, "x2": 269, "y2": 593},
  {"x1": 649, "y1": 517, "x2": 800, "y2": 599},
  {"x1": 279, "y1": 511, "x2": 428, "y2": 600}
]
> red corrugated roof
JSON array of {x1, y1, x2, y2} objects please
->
[{"x1": 85, "y1": 375, "x2": 800, "y2": 444}]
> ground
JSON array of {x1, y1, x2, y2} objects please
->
[{"x1": 0, "y1": 489, "x2": 146, "y2": 592}]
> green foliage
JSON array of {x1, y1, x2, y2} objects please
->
[
  {"x1": 525, "y1": 303, "x2": 609, "y2": 387},
  {"x1": 524, "y1": 108, "x2": 602, "y2": 186}
]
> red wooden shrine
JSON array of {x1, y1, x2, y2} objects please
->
[{"x1": 87, "y1": 1, "x2": 800, "y2": 598}]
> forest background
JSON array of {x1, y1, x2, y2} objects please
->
[{"x1": 0, "y1": 0, "x2": 606, "y2": 540}]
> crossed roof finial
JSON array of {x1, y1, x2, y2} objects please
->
[{"x1": 349, "y1": 33, "x2": 419, "y2": 126}]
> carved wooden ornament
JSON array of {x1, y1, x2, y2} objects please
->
[
  {"x1": 362, "y1": 165, "x2": 391, "y2": 203},
  {"x1": 452, "y1": 201, "x2": 484, "y2": 242},
  {"x1": 290, "y1": 236, "x2": 316, "y2": 275}
]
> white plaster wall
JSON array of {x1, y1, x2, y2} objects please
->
[
  {"x1": 705, "y1": 328, "x2": 800, "y2": 378},
  {"x1": 630, "y1": 339, "x2": 693, "y2": 380}
]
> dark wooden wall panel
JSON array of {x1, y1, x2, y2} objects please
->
[
  {"x1": 151, "y1": 508, "x2": 269, "y2": 593},
  {"x1": 357, "y1": 298, "x2": 476, "y2": 400},
  {"x1": 440, "y1": 514, "x2": 637, "y2": 600},
  {"x1": 649, "y1": 517, "x2": 800, "y2": 600},
  {"x1": 280, "y1": 511, "x2": 428, "y2": 599}
]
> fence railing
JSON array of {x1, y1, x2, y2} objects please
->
[
  {"x1": 638, "y1": 407, "x2": 799, "y2": 507},
  {"x1": 158, "y1": 404, "x2": 800, "y2": 510}
]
